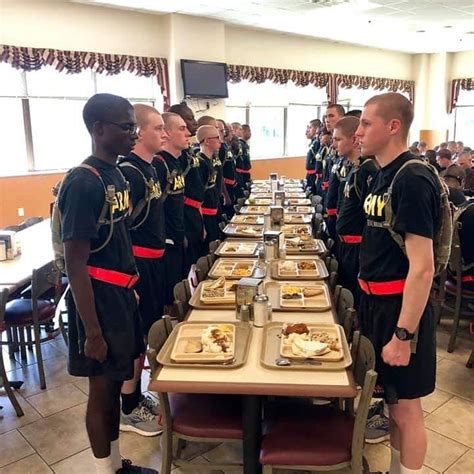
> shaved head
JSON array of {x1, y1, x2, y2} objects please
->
[
  {"x1": 133, "y1": 103, "x2": 161, "y2": 129},
  {"x1": 197, "y1": 125, "x2": 219, "y2": 143},
  {"x1": 334, "y1": 116, "x2": 360, "y2": 138},
  {"x1": 197, "y1": 115, "x2": 217, "y2": 127},
  {"x1": 364, "y1": 92, "x2": 413, "y2": 140},
  {"x1": 162, "y1": 112, "x2": 181, "y2": 129}
]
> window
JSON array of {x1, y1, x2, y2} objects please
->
[
  {"x1": 450, "y1": 90, "x2": 474, "y2": 145},
  {"x1": 0, "y1": 64, "x2": 164, "y2": 175},
  {"x1": 226, "y1": 80, "x2": 327, "y2": 159}
]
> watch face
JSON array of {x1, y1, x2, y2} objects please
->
[{"x1": 396, "y1": 327, "x2": 413, "y2": 340}]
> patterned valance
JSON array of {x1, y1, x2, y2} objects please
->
[
  {"x1": 336, "y1": 74, "x2": 415, "y2": 102},
  {"x1": 0, "y1": 44, "x2": 170, "y2": 108},
  {"x1": 227, "y1": 63, "x2": 336, "y2": 102},
  {"x1": 449, "y1": 78, "x2": 474, "y2": 113}
]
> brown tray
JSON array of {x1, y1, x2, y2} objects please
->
[
  {"x1": 157, "y1": 321, "x2": 253, "y2": 369},
  {"x1": 285, "y1": 238, "x2": 327, "y2": 255},
  {"x1": 284, "y1": 205, "x2": 314, "y2": 214},
  {"x1": 223, "y1": 223, "x2": 263, "y2": 238},
  {"x1": 215, "y1": 240, "x2": 260, "y2": 258},
  {"x1": 231, "y1": 215, "x2": 264, "y2": 225},
  {"x1": 208, "y1": 258, "x2": 266, "y2": 280},
  {"x1": 264, "y1": 281, "x2": 331, "y2": 312},
  {"x1": 260, "y1": 322, "x2": 352, "y2": 371},
  {"x1": 245, "y1": 198, "x2": 273, "y2": 206},
  {"x1": 284, "y1": 214, "x2": 312, "y2": 224},
  {"x1": 270, "y1": 259, "x2": 328, "y2": 280},
  {"x1": 281, "y1": 224, "x2": 312, "y2": 237},
  {"x1": 189, "y1": 280, "x2": 236, "y2": 309},
  {"x1": 240, "y1": 206, "x2": 269, "y2": 215},
  {"x1": 286, "y1": 198, "x2": 311, "y2": 206}
]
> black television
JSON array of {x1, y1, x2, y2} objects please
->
[{"x1": 181, "y1": 59, "x2": 229, "y2": 99}]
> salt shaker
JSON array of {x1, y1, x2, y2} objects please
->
[
  {"x1": 239, "y1": 304, "x2": 250, "y2": 322},
  {"x1": 253, "y1": 294, "x2": 269, "y2": 327}
]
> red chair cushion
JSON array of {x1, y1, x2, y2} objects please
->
[
  {"x1": 260, "y1": 403, "x2": 354, "y2": 467},
  {"x1": 5, "y1": 299, "x2": 56, "y2": 325},
  {"x1": 445, "y1": 279, "x2": 474, "y2": 298},
  {"x1": 167, "y1": 393, "x2": 242, "y2": 439}
]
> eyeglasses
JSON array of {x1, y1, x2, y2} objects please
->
[
  {"x1": 208, "y1": 136, "x2": 220, "y2": 140},
  {"x1": 103, "y1": 121, "x2": 138, "y2": 136}
]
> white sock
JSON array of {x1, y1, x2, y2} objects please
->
[
  {"x1": 400, "y1": 463, "x2": 423, "y2": 474},
  {"x1": 93, "y1": 454, "x2": 115, "y2": 474},
  {"x1": 389, "y1": 446, "x2": 401, "y2": 474},
  {"x1": 110, "y1": 438, "x2": 122, "y2": 472}
]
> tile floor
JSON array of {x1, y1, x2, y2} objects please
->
[{"x1": 0, "y1": 322, "x2": 472, "y2": 474}]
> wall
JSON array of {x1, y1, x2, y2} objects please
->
[{"x1": 450, "y1": 51, "x2": 474, "y2": 79}]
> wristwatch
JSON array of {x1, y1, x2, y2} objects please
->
[{"x1": 394, "y1": 327, "x2": 415, "y2": 341}]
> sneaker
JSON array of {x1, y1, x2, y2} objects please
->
[
  {"x1": 367, "y1": 400, "x2": 384, "y2": 420},
  {"x1": 120, "y1": 406, "x2": 162, "y2": 437},
  {"x1": 365, "y1": 413, "x2": 390, "y2": 444},
  {"x1": 139, "y1": 395, "x2": 160, "y2": 416},
  {"x1": 116, "y1": 458, "x2": 158, "y2": 473}
]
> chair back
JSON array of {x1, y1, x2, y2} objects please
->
[
  {"x1": 218, "y1": 221, "x2": 226, "y2": 232},
  {"x1": 207, "y1": 252, "x2": 217, "y2": 267},
  {"x1": 0, "y1": 288, "x2": 8, "y2": 328},
  {"x1": 237, "y1": 197, "x2": 246, "y2": 207},
  {"x1": 31, "y1": 262, "x2": 61, "y2": 304},
  {"x1": 173, "y1": 280, "x2": 190, "y2": 321},
  {"x1": 335, "y1": 287, "x2": 356, "y2": 340},
  {"x1": 350, "y1": 331, "x2": 377, "y2": 472},
  {"x1": 147, "y1": 316, "x2": 172, "y2": 376},
  {"x1": 311, "y1": 195, "x2": 323, "y2": 206},
  {"x1": 234, "y1": 204, "x2": 241, "y2": 214},
  {"x1": 209, "y1": 239, "x2": 221, "y2": 254},
  {"x1": 196, "y1": 256, "x2": 210, "y2": 282}
]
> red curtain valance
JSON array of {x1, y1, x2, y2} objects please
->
[
  {"x1": 0, "y1": 44, "x2": 170, "y2": 108},
  {"x1": 449, "y1": 78, "x2": 474, "y2": 113}
]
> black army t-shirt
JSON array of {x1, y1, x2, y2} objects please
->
[
  {"x1": 181, "y1": 151, "x2": 205, "y2": 203},
  {"x1": 118, "y1": 153, "x2": 165, "y2": 250},
  {"x1": 458, "y1": 202, "x2": 474, "y2": 277},
  {"x1": 58, "y1": 156, "x2": 135, "y2": 274},
  {"x1": 153, "y1": 151, "x2": 185, "y2": 246},
  {"x1": 359, "y1": 152, "x2": 440, "y2": 282},
  {"x1": 325, "y1": 155, "x2": 349, "y2": 212},
  {"x1": 199, "y1": 152, "x2": 219, "y2": 209},
  {"x1": 239, "y1": 138, "x2": 251, "y2": 171},
  {"x1": 306, "y1": 138, "x2": 320, "y2": 171},
  {"x1": 336, "y1": 157, "x2": 378, "y2": 236}
]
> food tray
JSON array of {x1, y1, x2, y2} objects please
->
[
  {"x1": 223, "y1": 223, "x2": 263, "y2": 238},
  {"x1": 245, "y1": 198, "x2": 272, "y2": 206},
  {"x1": 284, "y1": 205, "x2": 314, "y2": 214},
  {"x1": 157, "y1": 321, "x2": 252, "y2": 369},
  {"x1": 240, "y1": 206, "x2": 269, "y2": 215},
  {"x1": 189, "y1": 279, "x2": 236, "y2": 309},
  {"x1": 283, "y1": 214, "x2": 312, "y2": 224},
  {"x1": 286, "y1": 198, "x2": 311, "y2": 206},
  {"x1": 215, "y1": 240, "x2": 260, "y2": 258},
  {"x1": 270, "y1": 259, "x2": 328, "y2": 280},
  {"x1": 208, "y1": 258, "x2": 265, "y2": 279},
  {"x1": 264, "y1": 281, "x2": 331, "y2": 312},
  {"x1": 285, "y1": 237, "x2": 326, "y2": 255},
  {"x1": 231, "y1": 215, "x2": 264, "y2": 225},
  {"x1": 260, "y1": 322, "x2": 352, "y2": 371},
  {"x1": 281, "y1": 224, "x2": 312, "y2": 237}
]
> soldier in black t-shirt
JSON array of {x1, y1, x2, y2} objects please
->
[
  {"x1": 333, "y1": 116, "x2": 377, "y2": 307},
  {"x1": 304, "y1": 119, "x2": 321, "y2": 193},
  {"x1": 59, "y1": 94, "x2": 156, "y2": 473},
  {"x1": 218, "y1": 120, "x2": 237, "y2": 218},
  {"x1": 240, "y1": 124, "x2": 252, "y2": 186},
  {"x1": 356, "y1": 93, "x2": 439, "y2": 474},
  {"x1": 196, "y1": 125, "x2": 223, "y2": 243},
  {"x1": 153, "y1": 112, "x2": 190, "y2": 308},
  {"x1": 315, "y1": 132, "x2": 331, "y2": 197},
  {"x1": 117, "y1": 104, "x2": 167, "y2": 437}
]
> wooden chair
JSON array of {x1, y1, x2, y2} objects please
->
[
  {"x1": 173, "y1": 280, "x2": 191, "y2": 322},
  {"x1": 3, "y1": 262, "x2": 61, "y2": 389},
  {"x1": 0, "y1": 289, "x2": 24, "y2": 417},
  {"x1": 195, "y1": 256, "x2": 210, "y2": 283},
  {"x1": 147, "y1": 320, "x2": 243, "y2": 474},
  {"x1": 259, "y1": 332, "x2": 377, "y2": 474},
  {"x1": 208, "y1": 239, "x2": 221, "y2": 254}
]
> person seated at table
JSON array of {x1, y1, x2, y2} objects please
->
[
  {"x1": 118, "y1": 104, "x2": 168, "y2": 437},
  {"x1": 59, "y1": 93, "x2": 157, "y2": 473}
]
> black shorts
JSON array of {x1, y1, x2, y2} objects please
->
[
  {"x1": 184, "y1": 206, "x2": 204, "y2": 244},
  {"x1": 359, "y1": 294, "x2": 436, "y2": 403},
  {"x1": 164, "y1": 244, "x2": 185, "y2": 305},
  {"x1": 306, "y1": 173, "x2": 316, "y2": 192},
  {"x1": 184, "y1": 241, "x2": 205, "y2": 277},
  {"x1": 203, "y1": 215, "x2": 221, "y2": 244},
  {"x1": 66, "y1": 281, "x2": 145, "y2": 381},
  {"x1": 336, "y1": 241, "x2": 361, "y2": 308},
  {"x1": 135, "y1": 256, "x2": 165, "y2": 336}
]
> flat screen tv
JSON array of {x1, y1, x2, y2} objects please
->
[{"x1": 181, "y1": 59, "x2": 229, "y2": 99}]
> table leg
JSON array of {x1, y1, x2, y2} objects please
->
[{"x1": 242, "y1": 395, "x2": 262, "y2": 474}]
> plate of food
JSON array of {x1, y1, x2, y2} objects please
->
[
  {"x1": 271, "y1": 259, "x2": 328, "y2": 280},
  {"x1": 223, "y1": 224, "x2": 263, "y2": 238},
  {"x1": 281, "y1": 224, "x2": 312, "y2": 237},
  {"x1": 200, "y1": 277, "x2": 236, "y2": 304},
  {"x1": 240, "y1": 206, "x2": 269, "y2": 215},
  {"x1": 216, "y1": 241, "x2": 259, "y2": 257},
  {"x1": 284, "y1": 214, "x2": 311, "y2": 224},
  {"x1": 285, "y1": 205, "x2": 313, "y2": 214},
  {"x1": 287, "y1": 198, "x2": 311, "y2": 206},
  {"x1": 231, "y1": 215, "x2": 264, "y2": 225},
  {"x1": 285, "y1": 236, "x2": 326, "y2": 255},
  {"x1": 209, "y1": 258, "x2": 261, "y2": 279},
  {"x1": 246, "y1": 198, "x2": 272, "y2": 206},
  {"x1": 170, "y1": 323, "x2": 236, "y2": 363}
]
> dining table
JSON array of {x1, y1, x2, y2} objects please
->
[{"x1": 149, "y1": 187, "x2": 357, "y2": 474}]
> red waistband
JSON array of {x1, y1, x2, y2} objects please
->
[
  {"x1": 235, "y1": 167, "x2": 251, "y2": 174},
  {"x1": 87, "y1": 266, "x2": 140, "y2": 288},
  {"x1": 306, "y1": 169, "x2": 316, "y2": 175},
  {"x1": 316, "y1": 172, "x2": 322, "y2": 177},
  {"x1": 224, "y1": 178, "x2": 236, "y2": 185},
  {"x1": 358, "y1": 278, "x2": 406, "y2": 296},
  {"x1": 184, "y1": 197, "x2": 202, "y2": 209},
  {"x1": 201, "y1": 207, "x2": 218, "y2": 216},
  {"x1": 339, "y1": 235, "x2": 362, "y2": 244},
  {"x1": 322, "y1": 181, "x2": 329, "y2": 190},
  {"x1": 327, "y1": 208, "x2": 337, "y2": 216},
  {"x1": 132, "y1": 245, "x2": 165, "y2": 259},
  {"x1": 462, "y1": 275, "x2": 474, "y2": 282}
]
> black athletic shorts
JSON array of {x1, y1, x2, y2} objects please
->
[
  {"x1": 135, "y1": 257, "x2": 165, "y2": 336},
  {"x1": 336, "y1": 241, "x2": 361, "y2": 308},
  {"x1": 66, "y1": 281, "x2": 145, "y2": 381},
  {"x1": 359, "y1": 294, "x2": 436, "y2": 403},
  {"x1": 203, "y1": 215, "x2": 221, "y2": 244},
  {"x1": 306, "y1": 173, "x2": 316, "y2": 192},
  {"x1": 164, "y1": 243, "x2": 185, "y2": 305}
]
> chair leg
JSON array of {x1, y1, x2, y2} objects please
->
[
  {"x1": 18, "y1": 328, "x2": 27, "y2": 360},
  {"x1": 0, "y1": 349, "x2": 24, "y2": 417},
  {"x1": 59, "y1": 312, "x2": 68, "y2": 346},
  {"x1": 6, "y1": 327, "x2": 15, "y2": 358},
  {"x1": 447, "y1": 287, "x2": 462, "y2": 353},
  {"x1": 26, "y1": 327, "x2": 33, "y2": 350},
  {"x1": 467, "y1": 349, "x2": 474, "y2": 369},
  {"x1": 33, "y1": 324, "x2": 47, "y2": 390}
]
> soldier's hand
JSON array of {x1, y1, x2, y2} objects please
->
[
  {"x1": 84, "y1": 333, "x2": 108, "y2": 363},
  {"x1": 382, "y1": 336, "x2": 410, "y2": 367}
]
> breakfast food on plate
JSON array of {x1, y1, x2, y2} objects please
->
[
  {"x1": 303, "y1": 287, "x2": 324, "y2": 297},
  {"x1": 233, "y1": 268, "x2": 252, "y2": 276},
  {"x1": 225, "y1": 245, "x2": 238, "y2": 252},
  {"x1": 184, "y1": 340, "x2": 203, "y2": 353},
  {"x1": 298, "y1": 261, "x2": 317, "y2": 271},
  {"x1": 202, "y1": 277, "x2": 225, "y2": 298},
  {"x1": 311, "y1": 331, "x2": 340, "y2": 351},
  {"x1": 279, "y1": 261, "x2": 296, "y2": 273},
  {"x1": 240, "y1": 226, "x2": 259, "y2": 234},
  {"x1": 201, "y1": 325, "x2": 234, "y2": 353},
  {"x1": 291, "y1": 338, "x2": 329, "y2": 357},
  {"x1": 281, "y1": 285, "x2": 303, "y2": 299},
  {"x1": 282, "y1": 323, "x2": 309, "y2": 336}
]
